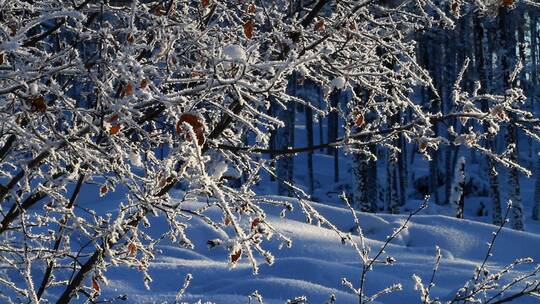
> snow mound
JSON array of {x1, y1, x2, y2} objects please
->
[{"x1": 101, "y1": 196, "x2": 540, "y2": 303}]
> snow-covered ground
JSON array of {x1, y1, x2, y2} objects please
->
[{"x1": 94, "y1": 193, "x2": 540, "y2": 304}]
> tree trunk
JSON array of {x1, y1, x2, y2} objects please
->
[
  {"x1": 306, "y1": 92, "x2": 314, "y2": 195},
  {"x1": 398, "y1": 133, "x2": 407, "y2": 207},
  {"x1": 352, "y1": 153, "x2": 371, "y2": 211},
  {"x1": 507, "y1": 126, "x2": 524, "y2": 231},
  {"x1": 367, "y1": 145, "x2": 379, "y2": 211},
  {"x1": 276, "y1": 77, "x2": 297, "y2": 196},
  {"x1": 474, "y1": 13, "x2": 503, "y2": 225},
  {"x1": 533, "y1": 154, "x2": 540, "y2": 221},
  {"x1": 386, "y1": 151, "x2": 399, "y2": 214},
  {"x1": 269, "y1": 99, "x2": 277, "y2": 182},
  {"x1": 451, "y1": 157, "x2": 466, "y2": 219},
  {"x1": 327, "y1": 90, "x2": 340, "y2": 182},
  {"x1": 500, "y1": 6, "x2": 524, "y2": 231},
  {"x1": 318, "y1": 87, "x2": 324, "y2": 151}
]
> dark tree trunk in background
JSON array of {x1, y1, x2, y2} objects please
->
[
  {"x1": 531, "y1": 10, "x2": 538, "y2": 110},
  {"x1": 398, "y1": 133, "x2": 407, "y2": 207},
  {"x1": 306, "y1": 97, "x2": 315, "y2": 195},
  {"x1": 269, "y1": 99, "x2": 277, "y2": 182},
  {"x1": 333, "y1": 144, "x2": 339, "y2": 183},
  {"x1": 474, "y1": 13, "x2": 503, "y2": 226},
  {"x1": 532, "y1": 11, "x2": 540, "y2": 222},
  {"x1": 425, "y1": 32, "x2": 442, "y2": 205},
  {"x1": 351, "y1": 89, "x2": 378, "y2": 212},
  {"x1": 385, "y1": 105, "x2": 400, "y2": 213},
  {"x1": 499, "y1": 6, "x2": 524, "y2": 231},
  {"x1": 352, "y1": 153, "x2": 370, "y2": 211},
  {"x1": 327, "y1": 91, "x2": 338, "y2": 156},
  {"x1": 507, "y1": 125, "x2": 524, "y2": 231},
  {"x1": 443, "y1": 25, "x2": 457, "y2": 206},
  {"x1": 516, "y1": 10, "x2": 532, "y2": 159},
  {"x1": 276, "y1": 78, "x2": 297, "y2": 196},
  {"x1": 318, "y1": 87, "x2": 324, "y2": 151},
  {"x1": 328, "y1": 90, "x2": 340, "y2": 182},
  {"x1": 451, "y1": 158, "x2": 466, "y2": 219},
  {"x1": 386, "y1": 150, "x2": 399, "y2": 214},
  {"x1": 533, "y1": 155, "x2": 540, "y2": 221},
  {"x1": 367, "y1": 145, "x2": 379, "y2": 211},
  {"x1": 483, "y1": 19, "x2": 504, "y2": 226}
]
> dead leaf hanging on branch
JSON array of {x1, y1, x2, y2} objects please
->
[
  {"x1": 244, "y1": 20, "x2": 254, "y2": 39},
  {"x1": 92, "y1": 277, "x2": 100, "y2": 293},
  {"x1": 27, "y1": 96, "x2": 47, "y2": 113},
  {"x1": 314, "y1": 19, "x2": 325, "y2": 32},
  {"x1": 176, "y1": 113, "x2": 205, "y2": 145},
  {"x1": 231, "y1": 249, "x2": 242, "y2": 264}
]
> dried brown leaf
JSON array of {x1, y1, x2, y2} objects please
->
[{"x1": 244, "y1": 20, "x2": 254, "y2": 39}]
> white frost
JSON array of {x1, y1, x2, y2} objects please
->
[
  {"x1": 129, "y1": 151, "x2": 144, "y2": 168},
  {"x1": 223, "y1": 44, "x2": 246, "y2": 62},
  {"x1": 212, "y1": 162, "x2": 228, "y2": 180},
  {"x1": 331, "y1": 76, "x2": 346, "y2": 90},
  {"x1": 29, "y1": 83, "x2": 39, "y2": 96}
]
